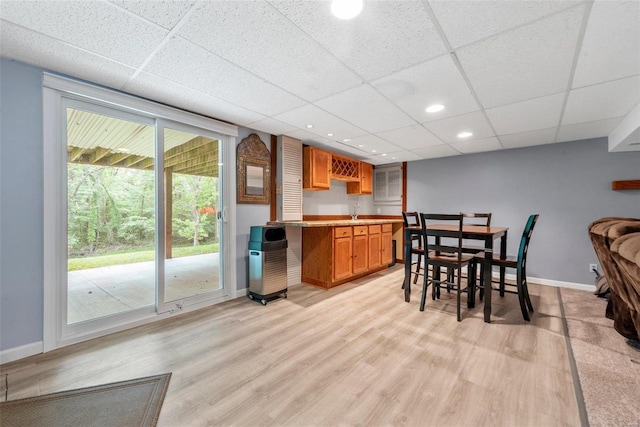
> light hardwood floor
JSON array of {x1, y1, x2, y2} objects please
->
[{"x1": 1, "y1": 266, "x2": 581, "y2": 426}]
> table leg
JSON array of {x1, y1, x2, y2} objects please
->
[
  {"x1": 404, "y1": 228, "x2": 411, "y2": 302},
  {"x1": 499, "y1": 232, "x2": 508, "y2": 296},
  {"x1": 483, "y1": 237, "x2": 493, "y2": 323}
]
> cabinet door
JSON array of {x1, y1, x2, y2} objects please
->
[
  {"x1": 346, "y1": 161, "x2": 373, "y2": 195},
  {"x1": 303, "y1": 146, "x2": 331, "y2": 190},
  {"x1": 352, "y1": 234, "x2": 368, "y2": 274},
  {"x1": 368, "y1": 233, "x2": 381, "y2": 269},
  {"x1": 381, "y1": 230, "x2": 393, "y2": 266},
  {"x1": 333, "y1": 236, "x2": 352, "y2": 280}
]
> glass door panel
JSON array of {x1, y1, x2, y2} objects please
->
[
  {"x1": 161, "y1": 126, "x2": 224, "y2": 309},
  {"x1": 66, "y1": 106, "x2": 156, "y2": 324}
]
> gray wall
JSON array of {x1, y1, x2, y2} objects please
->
[
  {"x1": 407, "y1": 138, "x2": 640, "y2": 285},
  {"x1": 0, "y1": 58, "x2": 44, "y2": 350}
]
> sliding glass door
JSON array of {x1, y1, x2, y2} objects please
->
[
  {"x1": 158, "y1": 122, "x2": 225, "y2": 312},
  {"x1": 46, "y1": 84, "x2": 233, "y2": 347}
]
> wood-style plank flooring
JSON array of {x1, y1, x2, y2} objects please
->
[{"x1": 0, "y1": 266, "x2": 580, "y2": 426}]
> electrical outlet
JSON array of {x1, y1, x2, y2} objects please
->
[{"x1": 589, "y1": 263, "x2": 598, "y2": 273}]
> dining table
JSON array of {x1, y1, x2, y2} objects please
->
[{"x1": 403, "y1": 223, "x2": 509, "y2": 323}]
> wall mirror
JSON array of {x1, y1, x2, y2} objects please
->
[{"x1": 237, "y1": 133, "x2": 270, "y2": 204}]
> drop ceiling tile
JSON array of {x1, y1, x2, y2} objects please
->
[
  {"x1": 499, "y1": 128, "x2": 557, "y2": 150},
  {"x1": 456, "y1": 5, "x2": 585, "y2": 108},
  {"x1": 316, "y1": 84, "x2": 416, "y2": 133},
  {"x1": 449, "y1": 137, "x2": 502, "y2": 154},
  {"x1": 411, "y1": 144, "x2": 461, "y2": 159},
  {"x1": 341, "y1": 134, "x2": 402, "y2": 155},
  {"x1": 108, "y1": 0, "x2": 197, "y2": 30},
  {"x1": 424, "y1": 111, "x2": 495, "y2": 144},
  {"x1": 246, "y1": 118, "x2": 297, "y2": 137},
  {"x1": 0, "y1": 1, "x2": 167, "y2": 67},
  {"x1": 177, "y1": 1, "x2": 361, "y2": 101},
  {"x1": 270, "y1": 0, "x2": 446, "y2": 81},
  {"x1": 272, "y1": 104, "x2": 367, "y2": 140},
  {"x1": 430, "y1": 1, "x2": 581, "y2": 48},
  {"x1": 562, "y1": 76, "x2": 640, "y2": 125},
  {"x1": 283, "y1": 129, "x2": 334, "y2": 146},
  {"x1": 144, "y1": 36, "x2": 305, "y2": 117},
  {"x1": 376, "y1": 124, "x2": 444, "y2": 150},
  {"x1": 557, "y1": 117, "x2": 623, "y2": 143},
  {"x1": 126, "y1": 71, "x2": 266, "y2": 126},
  {"x1": 372, "y1": 54, "x2": 480, "y2": 123},
  {"x1": 0, "y1": 21, "x2": 137, "y2": 90},
  {"x1": 367, "y1": 150, "x2": 424, "y2": 163},
  {"x1": 573, "y1": 1, "x2": 640, "y2": 88},
  {"x1": 486, "y1": 93, "x2": 565, "y2": 135}
]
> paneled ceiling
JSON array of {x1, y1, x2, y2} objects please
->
[{"x1": 1, "y1": 0, "x2": 638, "y2": 164}]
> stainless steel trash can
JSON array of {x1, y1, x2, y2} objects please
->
[{"x1": 248, "y1": 225, "x2": 288, "y2": 305}]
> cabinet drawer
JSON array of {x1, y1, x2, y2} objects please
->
[
  {"x1": 382, "y1": 223, "x2": 392, "y2": 233},
  {"x1": 368, "y1": 224, "x2": 381, "y2": 234},
  {"x1": 334, "y1": 226, "x2": 352, "y2": 238},
  {"x1": 353, "y1": 226, "x2": 368, "y2": 236}
]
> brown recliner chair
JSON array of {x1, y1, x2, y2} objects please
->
[{"x1": 589, "y1": 218, "x2": 640, "y2": 340}]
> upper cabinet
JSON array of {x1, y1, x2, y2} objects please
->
[
  {"x1": 303, "y1": 146, "x2": 331, "y2": 190},
  {"x1": 303, "y1": 145, "x2": 374, "y2": 195},
  {"x1": 347, "y1": 161, "x2": 373, "y2": 195}
]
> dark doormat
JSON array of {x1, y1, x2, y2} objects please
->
[{"x1": 0, "y1": 373, "x2": 171, "y2": 427}]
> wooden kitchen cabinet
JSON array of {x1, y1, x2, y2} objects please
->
[
  {"x1": 368, "y1": 224, "x2": 382, "y2": 269},
  {"x1": 301, "y1": 221, "x2": 400, "y2": 289},
  {"x1": 347, "y1": 161, "x2": 373, "y2": 195},
  {"x1": 381, "y1": 224, "x2": 393, "y2": 266},
  {"x1": 303, "y1": 146, "x2": 331, "y2": 190},
  {"x1": 333, "y1": 227, "x2": 353, "y2": 281},
  {"x1": 352, "y1": 226, "x2": 368, "y2": 275}
]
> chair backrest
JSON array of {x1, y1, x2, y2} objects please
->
[
  {"x1": 402, "y1": 211, "x2": 420, "y2": 227},
  {"x1": 420, "y1": 213, "x2": 464, "y2": 263},
  {"x1": 462, "y1": 212, "x2": 492, "y2": 226},
  {"x1": 517, "y1": 214, "x2": 540, "y2": 271},
  {"x1": 403, "y1": 211, "x2": 422, "y2": 243}
]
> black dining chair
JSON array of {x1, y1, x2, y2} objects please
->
[
  {"x1": 420, "y1": 213, "x2": 475, "y2": 321},
  {"x1": 402, "y1": 211, "x2": 424, "y2": 286},
  {"x1": 447, "y1": 213, "x2": 492, "y2": 287},
  {"x1": 472, "y1": 214, "x2": 540, "y2": 321}
]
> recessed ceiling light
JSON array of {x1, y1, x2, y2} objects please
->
[
  {"x1": 426, "y1": 104, "x2": 445, "y2": 113},
  {"x1": 331, "y1": 0, "x2": 363, "y2": 20},
  {"x1": 327, "y1": 133, "x2": 333, "y2": 137},
  {"x1": 306, "y1": 124, "x2": 314, "y2": 128},
  {"x1": 358, "y1": 144, "x2": 365, "y2": 148},
  {"x1": 457, "y1": 131, "x2": 473, "y2": 139},
  {"x1": 343, "y1": 138, "x2": 351, "y2": 142},
  {"x1": 391, "y1": 157, "x2": 396, "y2": 160},
  {"x1": 381, "y1": 153, "x2": 387, "y2": 156},
  {"x1": 372, "y1": 149, "x2": 377, "y2": 153}
]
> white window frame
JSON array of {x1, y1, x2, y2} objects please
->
[
  {"x1": 373, "y1": 163, "x2": 403, "y2": 205},
  {"x1": 43, "y1": 73, "x2": 238, "y2": 351}
]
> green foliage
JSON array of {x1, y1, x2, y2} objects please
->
[{"x1": 67, "y1": 163, "x2": 219, "y2": 257}]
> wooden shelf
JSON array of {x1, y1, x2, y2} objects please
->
[{"x1": 612, "y1": 180, "x2": 640, "y2": 191}]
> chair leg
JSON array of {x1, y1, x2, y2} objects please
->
[
  {"x1": 522, "y1": 269, "x2": 534, "y2": 312},
  {"x1": 420, "y1": 276, "x2": 428, "y2": 312},
  {"x1": 516, "y1": 270, "x2": 530, "y2": 321},
  {"x1": 456, "y1": 269, "x2": 462, "y2": 322},
  {"x1": 499, "y1": 265, "x2": 506, "y2": 297},
  {"x1": 413, "y1": 253, "x2": 421, "y2": 284}
]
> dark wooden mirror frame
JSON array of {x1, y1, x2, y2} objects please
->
[{"x1": 237, "y1": 133, "x2": 270, "y2": 204}]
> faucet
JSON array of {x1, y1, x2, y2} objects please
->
[{"x1": 351, "y1": 203, "x2": 359, "y2": 220}]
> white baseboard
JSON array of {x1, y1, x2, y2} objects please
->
[
  {"x1": 0, "y1": 341, "x2": 43, "y2": 365},
  {"x1": 500, "y1": 272, "x2": 594, "y2": 291},
  {"x1": 238, "y1": 287, "x2": 248, "y2": 296}
]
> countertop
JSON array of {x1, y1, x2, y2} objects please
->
[{"x1": 268, "y1": 219, "x2": 403, "y2": 227}]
